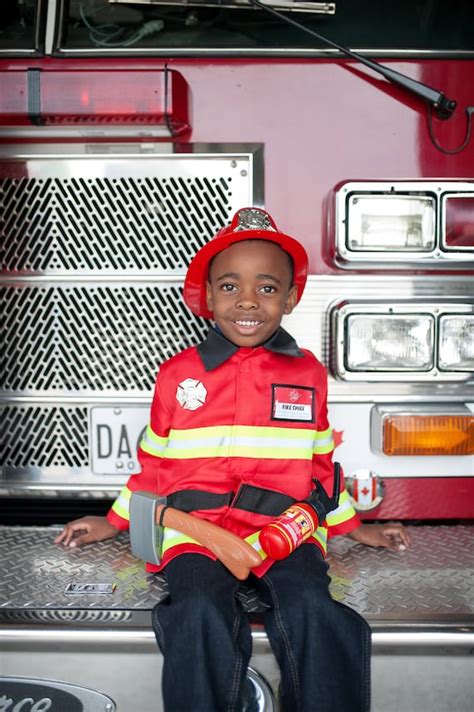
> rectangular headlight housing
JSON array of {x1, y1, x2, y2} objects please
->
[
  {"x1": 333, "y1": 301, "x2": 473, "y2": 381},
  {"x1": 345, "y1": 314, "x2": 434, "y2": 371},
  {"x1": 335, "y1": 181, "x2": 474, "y2": 268},
  {"x1": 439, "y1": 315, "x2": 474, "y2": 371},
  {"x1": 441, "y1": 194, "x2": 474, "y2": 251},
  {"x1": 346, "y1": 195, "x2": 435, "y2": 252}
]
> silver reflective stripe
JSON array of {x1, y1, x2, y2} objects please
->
[
  {"x1": 111, "y1": 486, "x2": 132, "y2": 520},
  {"x1": 140, "y1": 425, "x2": 167, "y2": 455},
  {"x1": 325, "y1": 490, "x2": 357, "y2": 526},
  {"x1": 167, "y1": 435, "x2": 315, "y2": 451},
  {"x1": 313, "y1": 434, "x2": 334, "y2": 449}
]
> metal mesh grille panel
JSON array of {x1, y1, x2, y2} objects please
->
[
  {"x1": 1, "y1": 175, "x2": 233, "y2": 273},
  {"x1": 1, "y1": 284, "x2": 208, "y2": 393},
  {"x1": 0, "y1": 406, "x2": 88, "y2": 467}
]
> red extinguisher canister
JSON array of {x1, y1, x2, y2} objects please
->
[
  {"x1": 258, "y1": 502, "x2": 319, "y2": 560},
  {"x1": 258, "y1": 463, "x2": 341, "y2": 560}
]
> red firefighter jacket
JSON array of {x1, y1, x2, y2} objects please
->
[{"x1": 107, "y1": 328, "x2": 360, "y2": 576}]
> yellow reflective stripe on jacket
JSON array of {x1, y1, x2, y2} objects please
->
[
  {"x1": 111, "y1": 485, "x2": 132, "y2": 521},
  {"x1": 141, "y1": 424, "x2": 335, "y2": 461},
  {"x1": 140, "y1": 423, "x2": 334, "y2": 460},
  {"x1": 140, "y1": 425, "x2": 168, "y2": 457},
  {"x1": 162, "y1": 527, "x2": 199, "y2": 553},
  {"x1": 167, "y1": 424, "x2": 315, "y2": 460},
  {"x1": 312, "y1": 526, "x2": 328, "y2": 552},
  {"x1": 325, "y1": 489, "x2": 357, "y2": 526},
  {"x1": 313, "y1": 427, "x2": 335, "y2": 455},
  {"x1": 245, "y1": 531, "x2": 267, "y2": 560}
]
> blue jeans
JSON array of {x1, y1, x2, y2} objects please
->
[{"x1": 152, "y1": 545, "x2": 371, "y2": 712}]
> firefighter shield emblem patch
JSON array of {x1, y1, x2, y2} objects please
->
[{"x1": 176, "y1": 378, "x2": 207, "y2": 410}]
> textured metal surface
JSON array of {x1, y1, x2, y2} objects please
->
[
  {"x1": 1, "y1": 283, "x2": 207, "y2": 394},
  {"x1": 1, "y1": 404, "x2": 88, "y2": 468},
  {"x1": 2, "y1": 173, "x2": 229, "y2": 272},
  {"x1": 0, "y1": 525, "x2": 472, "y2": 623},
  {"x1": 0, "y1": 151, "x2": 255, "y2": 275},
  {"x1": 328, "y1": 525, "x2": 474, "y2": 620}
]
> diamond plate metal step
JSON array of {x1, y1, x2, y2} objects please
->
[{"x1": 0, "y1": 524, "x2": 472, "y2": 626}]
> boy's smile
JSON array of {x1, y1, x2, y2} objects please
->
[{"x1": 205, "y1": 240, "x2": 297, "y2": 347}]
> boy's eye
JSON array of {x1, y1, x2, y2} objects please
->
[
  {"x1": 260, "y1": 285, "x2": 277, "y2": 294},
  {"x1": 220, "y1": 283, "x2": 237, "y2": 292}
]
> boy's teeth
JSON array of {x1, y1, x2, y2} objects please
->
[{"x1": 235, "y1": 320, "x2": 259, "y2": 326}]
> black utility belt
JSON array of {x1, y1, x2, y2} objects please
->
[{"x1": 166, "y1": 485, "x2": 296, "y2": 518}]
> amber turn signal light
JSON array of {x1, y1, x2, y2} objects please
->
[{"x1": 383, "y1": 414, "x2": 474, "y2": 456}]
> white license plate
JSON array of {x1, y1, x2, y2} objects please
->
[{"x1": 90, "y1": 406, "x2": 149, "y2": 475}]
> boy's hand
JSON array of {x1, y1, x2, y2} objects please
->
[
  {"x1": 54, "y1": 516, "x2": 119, "y2": 548},
  {"x1": 348, "y1": 522, "x2": 411, "y2": 552}
]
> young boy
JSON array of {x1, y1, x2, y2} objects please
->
[{"x1": 56, "y1": 208, "x2": 409, "y2": 711}]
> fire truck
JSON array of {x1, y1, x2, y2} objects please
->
[{"x1": 1, "y1": 1, "x2": 473, "y2": 710}]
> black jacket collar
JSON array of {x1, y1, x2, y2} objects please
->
[{"x1": 197, "y1": 326, "x2": 304, "y2": 371}]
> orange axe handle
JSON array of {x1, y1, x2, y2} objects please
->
[{"x1": 158, "y1": 505, "x2": 262, "y2": 580}]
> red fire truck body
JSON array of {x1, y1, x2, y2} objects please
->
[
  {"x1": 0, "y1": 2, "x2": 473, "y2": 710},
  {"x1": 2, "y1": 54, "x2": 472, "y2": 516}
]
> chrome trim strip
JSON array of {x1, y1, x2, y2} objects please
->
[
  {"x1": 1, "y1": 626, "x2": 473, "y2": 650},
  {"x1": 0, "y1": 49, "x2": 40, "y2": 56},
  {"x1": 45, "y1": 0, "x2": 59, "y2": 55},
  {"x1": 0, "y1": 126, "x2": 173, "y2": 139},
  {"x1": 0, "y1": 484, "x2": 121, "y2": 494},
  {"x1": 54, "y1": 49, "x2": 474, "y2": 58},
  {"x1": 109, "y1": 0, "x2": 335, "y2": 11}
]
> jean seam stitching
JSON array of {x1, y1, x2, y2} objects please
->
[
  {"x1": 263, "y1": 574, "x2": 301, "y2": 705},
  {"x1": 152, "y1": 607, "x2": 166, "y2": 652},
  {"x1": 227, "y1": 581, "x2": 245, "y2": 712},
  {"x1": 336, "y1": 601, "x2": 372, "y2": 711}
]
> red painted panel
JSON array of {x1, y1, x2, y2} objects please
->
[
  {"x1": 1, "y1": 57, "x2": 472, "y2": 272},
  {"x1": 359, "y1": 477, "x2": 474, "y2": 521},
  {"x1": 1, "y1": 56, "x2": 472, "y2": 513}
]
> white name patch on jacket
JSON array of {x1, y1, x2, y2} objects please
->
[{"x1": 271, "y1": 385, "x2": 315, "y2": 423}]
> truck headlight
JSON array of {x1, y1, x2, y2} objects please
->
[
  {"x1": 439, "y1": 315, "x2": 474, "y2": 371},
  {"x1": 345, "y1": 314, "x2": 434, "y2": 371},
  {"x1": 346, "y1": 196, "x2": 435, "y2": 252},
  {"x1": 333, "y1": 301, "x2": 473, "y2": 381},
  {"x1": 335, "y1": 181, "x2": 474, "y2": 267}
]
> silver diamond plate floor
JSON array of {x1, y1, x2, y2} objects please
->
[{"x1": 0, "y1": 525, "x2": 473, "y2": 623}]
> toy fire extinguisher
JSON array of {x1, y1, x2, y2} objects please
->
[{"x1": 258, "y1": 463, "x2": 341, "y2": 560}]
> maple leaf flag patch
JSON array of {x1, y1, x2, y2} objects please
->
[{"x1": 176, "y1": 378, "x2": 207, "y2": 411}]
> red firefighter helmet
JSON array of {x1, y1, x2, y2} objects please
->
[{"x1": 184, "y1": 207, "x2": 309, "y2": 319}]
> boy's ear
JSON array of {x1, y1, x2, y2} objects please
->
[
  {"x1": 284, "y1": 284, "x2": 298, "y2": 315},
  {"x1": 205, "y1": 281, "x2": 213, "y2": 312}
]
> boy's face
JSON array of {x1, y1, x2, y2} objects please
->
[{"x1": 205, "y1": 240, "x2": 297, "y2": 347}]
